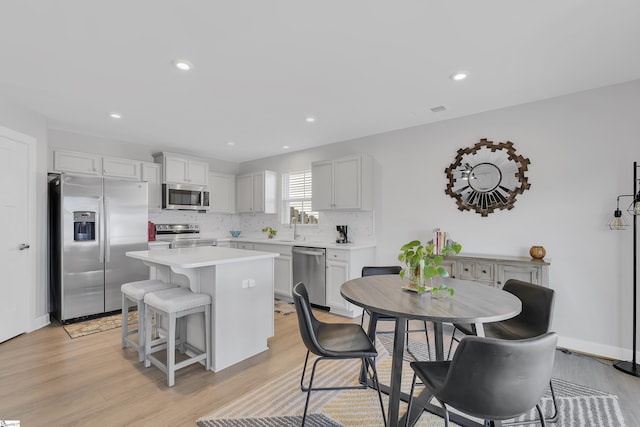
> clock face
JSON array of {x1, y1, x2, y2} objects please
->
[{"x1": 444, "y1": 139, "x2": 530, "y2": 216}]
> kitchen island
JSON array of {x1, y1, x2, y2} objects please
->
[{"x1": 126, "y1": 246, "x2": 278, "y2": 372}]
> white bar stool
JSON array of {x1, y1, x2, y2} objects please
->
[
  {"x1": 143, "y1": 287, "x2": 212, "y2": 387},
  {"x1": 121, "y1": 279, "x2": 177, "y2": 362}
]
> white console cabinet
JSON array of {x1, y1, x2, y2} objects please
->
[
  {"x1": 312, "y1": 154, "x2": 373, "y2": 211},
  {"x1": 444, "y1": 254, "x2": 550, "y2": 288}
]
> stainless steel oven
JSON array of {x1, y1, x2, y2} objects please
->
[{"x1": 162, "y1": 183, "x2": 210, "y2": 211}]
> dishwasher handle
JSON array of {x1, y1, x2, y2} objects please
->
[{"x1": 293, "y1": 248, "x2": 325, "y2": 256}]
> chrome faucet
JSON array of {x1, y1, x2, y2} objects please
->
[{"x1": 291, "y1": 217, "x2": 299, "y2": 240}]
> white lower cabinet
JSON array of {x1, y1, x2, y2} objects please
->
[
  {"x1": 326, "y1": 247, "x2": 375, "y2": 318},
  {"x1": 252, "y1": 243, "x2": 293, "y2": 299}
]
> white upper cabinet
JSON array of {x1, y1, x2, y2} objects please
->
[
  {"x1": 102, "y1": 156, "x2": 141, "y2": 180},
  {"x1": 209, "y1": 171, "x2": 236, "y2": 213},
  {"x1": 236, "y1": 171, "x2": 278, "y2": 213},
  {"x1": 312, "y1": 154, "x2": 372, "y2": 210},
  {"x1": 154, "y1": 152, "x2": 208, "y2": 186},
  {"x1": 142, "y1": 162, "x2": 162, "y2": 211},
  {"x1": 53, "y1": 150, "x2": 101, "y2": 176}
]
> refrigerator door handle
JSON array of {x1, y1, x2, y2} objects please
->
[
  {"x1": 98, "y1": 196, "x2": 105, "y2": 263},
  {"x1": 105, "y1": 197, "x2": 111, "y2": 263}
]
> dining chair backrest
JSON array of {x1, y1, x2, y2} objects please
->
[
  {"x1": 439, "y1": 332, "x2": 558, "y2": 421},
  {"x1": 293, "y1": 282, "x2": 325, "y2": 357},
  {"x1": 362, "y1": 266, "x2": 402, "y2": 277},
  {"x1": 500, "y1": 279, "x2": 555, "y2": 338}
]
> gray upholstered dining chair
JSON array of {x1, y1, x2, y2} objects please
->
[
  {"x1": 292, "y1": 282, "x2": 386, "y2": 427},
  {"x1": 361, "y1": 266, "x2": 432, "y2": 360},
  {"x1": 446, "y1": 279, "x2": 558, "y2": 424},
  {"x1": 407, "y1": 332, "x2": 558, "y2": 427}
]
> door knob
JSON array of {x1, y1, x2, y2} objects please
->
[{"x1": 18, "y1": 243, "x2": 30, "y2": 250}]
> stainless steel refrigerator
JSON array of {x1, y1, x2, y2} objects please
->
[{"x1": 49, "y1": 174, "x2": 149, "y2": 322}]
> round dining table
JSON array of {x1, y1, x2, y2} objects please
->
[{"x1": 341, "y1": 275, "x2": 522, "y2": 427}]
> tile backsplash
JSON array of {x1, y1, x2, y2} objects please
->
[{"x1": 149, "y1": 210, "x2": 374, "y2": 243}]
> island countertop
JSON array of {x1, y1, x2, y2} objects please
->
[{"x1": 126, "y1": 246, "x2": 278, "y2": 269}]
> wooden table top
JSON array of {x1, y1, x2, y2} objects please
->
[{"x1": 341, "y1": 275, "x2": 521, "y2": 324}]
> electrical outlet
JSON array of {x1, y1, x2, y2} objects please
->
[
  {"x1": 241, "y1": 279, "x2": 249, "y2": 289},
  {"x1": 248, "y1": 279, "x2": 256, "y2": 288}
]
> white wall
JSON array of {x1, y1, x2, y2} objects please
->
[
  {"x1": 0, "y1": 98, "x2": 49, "y2": 331},
  {"x1": 244, "y1": 79, "x2": 640, "y2": 359},
  {"x1": 30, "y1": 79, "x2": 640, "y2": 359}
]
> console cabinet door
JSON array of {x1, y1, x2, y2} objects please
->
[{"x1": 496, "y1": 264, "x2": 541, "y2": 288}]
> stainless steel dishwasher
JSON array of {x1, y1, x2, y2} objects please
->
[{"x1": 292, "y1": 246, "x2": 326, "y2": 306}]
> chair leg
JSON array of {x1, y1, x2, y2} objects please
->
[
  {"x1": 437, "y1": 399, "x2": 450, "y2": 427},
  {"x1": 366, "y1": 357, "x2": 387, "y2": 427},
  {"x1": 300, "y1": 350, "x2": 311, "y2": 391},
  {"x1": 121, "y1": 294, "x2": 128, "y2": 349},
  {"x1": 144, "y1": 305, "x2": 153, "y2": 368},
  {"x1": 423, "y1": 321, "x2": 432, "y2": 361},
  {"x1": 547, "y1": 380, "x2": 559, "y2": 423},
  {"x1": 405, "y1": 372, "x2": 418, "y2": 427},
  {"x1": 136, "y1": 301, "x2": 146, "y2": 362},
  {"x1": 302, "y1": 356, "x2": 321, "y2": 426},
  {"x1": 167, "y1": 312, "x2": 176, "y2": 387},
  {"x1": 446, "y1": 326, "x2": 459, "y2": 360},
  {"x1": 536, "y1": 403, "x2": 547, "y2": 427}
]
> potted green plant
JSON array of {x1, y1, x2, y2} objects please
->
[
  {"x1": 397, "y1": 239, "x2": 462, "y2": 295},
  {"x1": 262, "y1": 226, "x2": 277, "y2": 239}
]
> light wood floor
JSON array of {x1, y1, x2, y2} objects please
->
[{"x1": 1, "y1": 310, "x2": 639, "y2": 426}]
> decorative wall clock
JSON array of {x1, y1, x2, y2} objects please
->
[{"x1": 444, "y1": 138, "x2": 531, "y2": 217}]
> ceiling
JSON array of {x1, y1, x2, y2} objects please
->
[{"x1": 1, "y1": 1, "x2": 639, "y2": 163}]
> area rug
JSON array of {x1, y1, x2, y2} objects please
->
[
  {"x1": 63, "y1": 310, "x2": 139, "y2": 339},
  {"x1": 65, "y1": 300, "x2": 295, "y2": 338},
  {"x1": 274, "y1": 299, "x2": 296, "y2": 316},
  {"x1": 196, "y1": 339, "x2": 627, "y2": 427}
]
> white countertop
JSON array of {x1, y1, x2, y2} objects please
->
[
  {"x1": 211, "y1": 235, "x2": 376, "y2": 250},
  {"x1": 126, "y1": 246, "x2": 278, "y2": 269}
]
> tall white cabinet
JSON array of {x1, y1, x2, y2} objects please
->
[
  {"x1": 209, "y1": 171, "x2": 236, "y2": 213},
  {"x1": 312, "y1": 154, "x2": 373, "y2": 210},
  {"x1": 142, "y1": 162, "x2": 162, "y2": 212},
  {"x1": 236, "y1": 170, "x2": 278, "y2": 213}
]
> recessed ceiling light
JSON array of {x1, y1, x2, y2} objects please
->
[
  {"x1": 173, "y1": 60, "x2": 193, "y2": 71},
  {"x1": 450, "y1": 71, "x2": 468, "y2": 81},
  {"x1": 282, "y1": 145, "x2": 290, "y2": 149},
  {"x1": 305, "y1": 116, "x2": 316, "y2": 123},
  {"x1": 430, "y1": 106, "x2": 447, "y2": 113},
  {"x1": 226, "y1": 141, "x2": 235, "y2": 146},
  {"x1": 109, "y1": 112, "x2": 122, "y2": 119}
]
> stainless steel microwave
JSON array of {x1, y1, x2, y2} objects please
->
[{"x1": 162, "y1": 183, "x2": 210, "y2": 211}]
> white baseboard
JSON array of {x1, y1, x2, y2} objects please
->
[
  {"x1": 558, "y1": 335, "x2": 640, "y2": 361},
  {"x1": 28, "y1": 313, "x2": 50, "y2": 332}
]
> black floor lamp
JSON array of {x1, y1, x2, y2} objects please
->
[{"x1": 609, "y1": 161, "x2": 640, "y2": 377}]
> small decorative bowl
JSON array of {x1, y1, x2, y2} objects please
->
[{"x1": 229, "y1": 230, "x2": 241, "y2": 238}]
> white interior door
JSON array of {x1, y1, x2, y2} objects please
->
[{"x1": 0, "y1": 128, "x2": 33, "y2": 343}]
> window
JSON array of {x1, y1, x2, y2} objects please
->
[{"x1": 282, "y1": 170, "x2": 319, "y2": 224}]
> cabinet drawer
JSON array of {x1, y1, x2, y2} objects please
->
[
  {"x1": 475, "y1": 263, "x2": 494, "y2": 282},
  {"x1": 459, "y1": 262, "x2": 476, "y2": 280},
  {"x1": 236, "y1": 242, "x2": 254, "y2": 250},
  {"x1": 327, "y1": 249, "x2": 349, "y2": 262}
]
